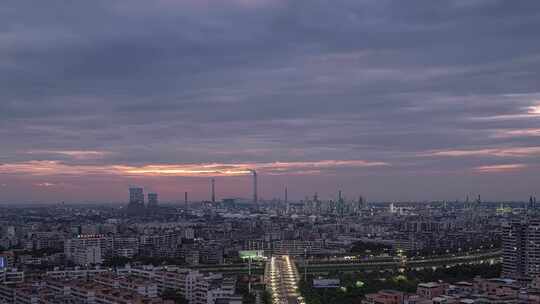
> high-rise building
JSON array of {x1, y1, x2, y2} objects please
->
[
  {"x1": 337, "y1": 190, "x2": 345, "y2": 216},
  {"x1": 129, "y1": 187, "x2": 144, "y2": 206},
  {"x1": 148, "y1": 193, "x2": 158, "y2": 208},
  {"x1": 529, "y1": 196, "x2": 537, "y2": 210},
  {"x1": 502, "y1": 217, "x2": 540, "y2": 282},
  {"x1": 127, "y1": 187, "x2": 145, "y2": 214}
]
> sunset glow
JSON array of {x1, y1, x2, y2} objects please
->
[{"x1": 0, "y1": 159, "x2": 389, "y2": 177}]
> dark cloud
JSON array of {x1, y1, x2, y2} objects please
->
[{"x1": 1, "y1": 0, "x2": 540, "y2": 202}]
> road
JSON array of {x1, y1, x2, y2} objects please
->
[
  {"x1": 259, "y1": 251, "x2": 499, "y2": 303},
  {"x1": 265, "y1": 255, "x2": 306, "y2": 304}
]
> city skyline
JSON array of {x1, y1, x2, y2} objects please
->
[{"x1": 1, "y1": 1, "x2": 540, "y2": 203}]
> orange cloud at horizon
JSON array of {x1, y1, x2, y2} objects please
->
[
  {"x1": 120, "y1": 164, "x2": 252, "y2": 176},
  {"x1": 0, "y1": 159, "x2": 389, "y2": 177}
]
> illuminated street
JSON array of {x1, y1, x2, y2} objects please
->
[{"x1": 265, "y1": 255, "x2": 306, "y2": 304}]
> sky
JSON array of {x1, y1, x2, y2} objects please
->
[{"x1": 1, "y1": 0, "x2": 540, "y2": 203}]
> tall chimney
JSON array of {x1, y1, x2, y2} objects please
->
[
  {"x1": 285, "y1": 187, "x2": 288, "y2": 204},
  {"x1": 185, "y1": 192, "x2": 188, "y2": 205},
  {"x1": 252, "y1": 170, "x2": 258, "y2": 203},
  {"x1": 211, "y1": 178, "x2": 215, "y2": 203}
]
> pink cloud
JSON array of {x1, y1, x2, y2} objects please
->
[
  {"x1": 423, "y1": 147, "x2": 540, "y2": 157},
  {"x1": 473, "y1": 164, "x2": 527, "y2": 173},
  {"x1": 528, "y1": 104, "x2": 540, "y2": 115},
  {"x1": 26, "y1": 150, "x2": 109, "y2": 160},
  {"x1": 469, "y1": 102, "x2": 540, "y2": 121},
  {"x1": 492, "y1": 128, "x2": 540, "y2": 138},
  {"x1": 34, "y1": 182, "x2": 57, "y2": 187}
]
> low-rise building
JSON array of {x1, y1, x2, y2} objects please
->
[
  {"x1": 0, "y1": 268, "x2": 24, "y2": 284},
  {"x1": 363, "y1": 290, "x2": 405, "y2": 304}
]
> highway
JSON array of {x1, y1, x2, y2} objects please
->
[
  {"x1": 265, "y1": 255, "x2": 306, "y2": 304},
  {"x1": 190, "y1": 250, "x2": 500, "y2": 275},
  {"x1": 297, "y1": 250, "x2": 501, "y2": 274}
]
